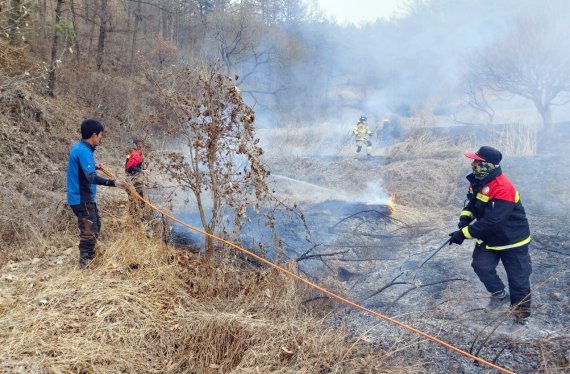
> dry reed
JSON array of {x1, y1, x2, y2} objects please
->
[
  {"x1": 380, "y1": 129, "x2": 469, "y2": 211},
  {"x1": 494, "y1": 122, "x2": 537, "y2": 156},
  {"x1": 0, "y1": 220, "x2": 411, "y2": 373}
]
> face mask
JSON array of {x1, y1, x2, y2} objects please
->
[{"x1": 472, "y1": 161, "x2": 496, "y2": 179}]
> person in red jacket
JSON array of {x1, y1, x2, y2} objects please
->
[
  {"x1": 125, "y1": 139, "x2": 145, "y2": 215},
  {"x1": 448, "y1": 146, "x2": 532, "y2": 325}
]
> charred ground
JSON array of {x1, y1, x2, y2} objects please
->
[{"x1": 261, "y1": 135, "x2": 570, "y2": 373}]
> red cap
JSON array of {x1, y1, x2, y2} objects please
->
[
  {"x1": 464, "y1": 146, "x2": 502, "y2": 164},
  {"x1": 464, "y1": 152, "x2": 485, "y2": 161}
]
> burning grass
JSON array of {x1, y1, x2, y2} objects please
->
[
  {"x1": 381, "y1": 158, "x2": 461, "y2": 208},
  {"x1": 0, "y1": 222, "x2": 411, "y2": 373},
  {"x1": 381, "y1": 129, "x2": 470, "y2": 210}
]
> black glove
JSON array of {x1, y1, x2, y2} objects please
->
[
  {"x1": 458, "y1": 218, "x2": 470, "y2": 229},
  {"x1": 448, "y1": 230, "x2": 465, "y2": 245}
]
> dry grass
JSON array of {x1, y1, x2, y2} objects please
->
[
  {"x1": 381, "y1": 158, "x2": 461, "y2": 208},
  {"x1": 259, "y1": 125, "x2": 354, "y2": 158},
  {"x1": 0, "y1": 82, "x2": 86, "y2": 265},
  {"x1": 0, "y1": 219, "x2": 411, "y2": 373},
  {"x1": 383, "y1": 128, "x2": 468, "y2": 162},
  {"x1": 494, "y1": 122, "x2": 537, "y2": 156},
  {"x1": 0, "y1": 44, "x2": 42, "y2": 89},
  {"x1": 0, "y1": 58, "x2": 140, "y2": 266},
  {"x1": 0, "y1": 48, "x2": 409, "y2": 373},
  {"x1": 380, "y1": 129, "x2": 470, "y2": 212}
]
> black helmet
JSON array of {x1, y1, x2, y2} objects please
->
[{"x1": 360, "y1": 115, "x2": 367, "y2": 122}]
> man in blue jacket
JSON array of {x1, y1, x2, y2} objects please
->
[{"x1": 67, "y1": 119, "x2": 119, "y2": 268}]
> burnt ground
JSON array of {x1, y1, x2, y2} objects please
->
[{"x1": 264, "y1": 153, "x2": 570, "y2": 373}]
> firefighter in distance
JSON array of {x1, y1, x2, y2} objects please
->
[{"x1": 352, "y1": 115, "x2": 372, "y2": 157}]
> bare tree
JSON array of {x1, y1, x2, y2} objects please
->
[
  {"x1": 472, "y1": 15, "x2": 570, "y2": 133},
  {"x1": 256, "y1": 0, "x2": 310, "y2": 24},
  {"x1": 214, "y1": 13, "x2": 248, "y2": 75},
  {"x1": 154, "y1": 65, "x2": 269, "y2": 257},
  {"x1": 85, "y1": 0, "x2": 96, "y2": 56},
  {"x1": 40, "y1": 0, "x2": 47, "y2": 39},
  {"x1": 69, "y1": 0, "x2": 80, "y2": 59},
  {"x1": 463, "y1": 80, "x2": 495, "y2": 125},
  {"x1": 7, "y1": 0, "x2": 24, "y2": 46},
  {"x1": 96, "y1": 0, "x2": 108, "y2": 70},
  {"x1": 47, "y1": 0, "x2": 64, "y2": 97},
  {"x1": 129, "y1": 0, "x2": 142, "y2": 76}
]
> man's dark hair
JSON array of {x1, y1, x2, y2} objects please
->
[{"x1": 81, "y1": 119, "x2": 104, "y2": 139}]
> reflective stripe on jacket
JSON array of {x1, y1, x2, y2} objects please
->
[
  {"x1": 459, "y1": 171, "x2": 531, "y2": 250},
  {"x1": 353, "y1": 122, "x2": 372, "y2": 141}
]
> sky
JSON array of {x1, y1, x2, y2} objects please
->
[{"x1": 315, "y1": 0, "x2": 411, "y2": 25}]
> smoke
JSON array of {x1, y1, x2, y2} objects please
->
[
  {"x1": 357, "y1": 181, "x2": 391, "y2": 205},
  {"x1": 237, "y1": 0, "x2": 569, "y2": 129},
  {"x1": 213, "y1": 0, "x2": 570, "y2": 222}
]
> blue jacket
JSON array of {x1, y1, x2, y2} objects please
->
[{"x1": 66, "y1": 140, "x2": 114, "y2": 205}]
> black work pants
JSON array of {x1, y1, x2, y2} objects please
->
[
  {"x1": 471, "y1": 243, "x2": 532, "y2": 316},
  {"x1": 70, "y1": 202, "x2": 100, "y2": 267}
]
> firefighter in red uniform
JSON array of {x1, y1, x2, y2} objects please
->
[
  {"x1": 125, "y1": 139, "x2": 145, "y2": 216},
  {"x1": 448, "y1": 146, "x2": 532, "y2": 325}
]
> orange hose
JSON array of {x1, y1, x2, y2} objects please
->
[{"x1": 100, "y1": 166, "x2": 515, "y2": 374}]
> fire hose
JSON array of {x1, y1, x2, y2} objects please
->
[{"x1": 99, "y1": 166, "x2": 515, "y2": 374}]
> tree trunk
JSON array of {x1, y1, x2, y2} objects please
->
[
  {"x1": 47, "y1": 0, "x2": 64, "y2": 97},
  {"x1": 85, "y1": 0, "x2": 95, "y2": 56},
  {"x1": 70, "y1": 0, "x2": 81, "y2": 60},
  {"x1": 8, "y1": 0, "x2": 23, "y2": 46},
  {"x1": 196, "y1": 195, "x2": 214, "y2": 257},
  {"x1": 535, "y1": 102, "x2": 554, "y2": 154},
  {"x1": 129, "y1": 0, "x2": 142, "y2": 76},
  {"x1": 161, "y1": 6, "x2": 168, "y2": 40},
  {"x1": 205, "y1": 236, "x2": 214, "y2": 258},
  {"x1": 96, "y1": 0, "x2": 108, "y2": 71},
  {"x1": 540, "y1": 105, "x2": 553, "y2": 133},
  {"x1": 41, "y1": 0, "x2": 47, "y2": 40}
]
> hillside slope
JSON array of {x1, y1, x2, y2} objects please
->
[{"x1": 0, "y1": 47, "x2": 414, "y2": 373}]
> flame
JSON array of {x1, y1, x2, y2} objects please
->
[{"x1": 388, "y1": 193, "x2": 396, "y2": 213}]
